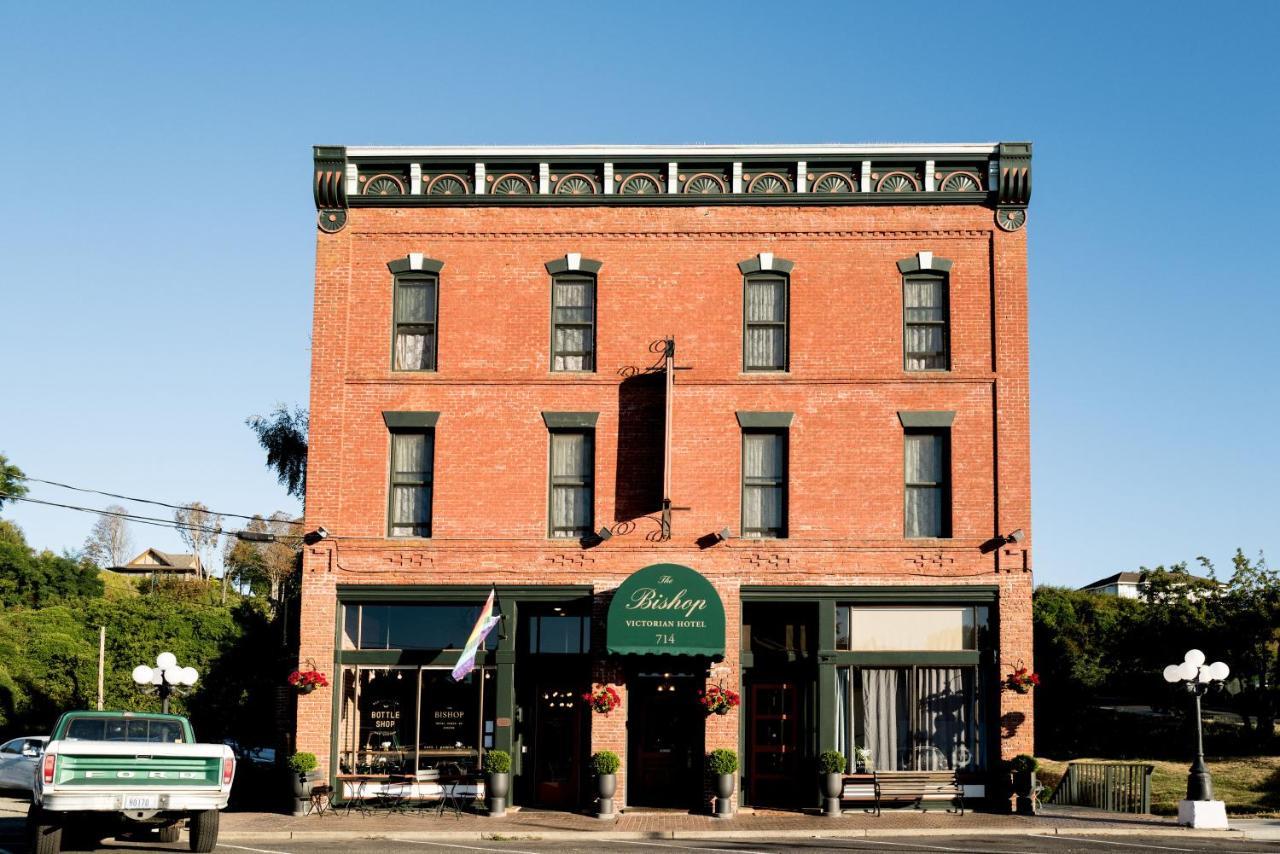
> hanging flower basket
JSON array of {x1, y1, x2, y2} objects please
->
[
  {"x1": 699, "y1": 684, "x2": 741, "y2": 716},
  {"x1": 583, "y1": 685, "x2": 622, "y2": 715},
  {"x1": 289, "y1": 669, "x2": 329, "y2": 694},
  {"x1": 1004, "y1": 667, "x2": 1040, "y2": 694}
]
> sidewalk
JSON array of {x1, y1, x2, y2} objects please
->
[{"x1": 219, "y1": 805, "x2": 1247, "y2": 843}]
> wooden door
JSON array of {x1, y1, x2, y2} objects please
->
[{"x1": 748, "y1": 682, "x2": 799, "y2": 806}]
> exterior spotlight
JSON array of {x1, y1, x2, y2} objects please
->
[
  {"x1": 1006, "y1": 529, "x2": 1025, "y2": 543},
  {"x1": 716, "y1": 527, "x2": 732, "y2": 541},
  {"x1": 597, "y1": 526, "x2": 613, "y2": 541},
  {"x1": 303, "y1": 527, "x2": 329, "y2": 546}
]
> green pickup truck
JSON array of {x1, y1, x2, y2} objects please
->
[{"x1": 28, "y1": 710, "x2": 235, "y2": 854}]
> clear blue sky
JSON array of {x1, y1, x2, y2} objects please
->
[{"x1": 2, "y1": 2, "x2": 1275, "y2": 587}]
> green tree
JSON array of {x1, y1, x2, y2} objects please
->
[
  {"x1": 0, "y1": 525, "x2": 104, "y2": 608},
  {"x1": 0, "y1": 453, "x2": 28, "y2": 510},
  {"x1": 246, "y1": 405, "x2": 308, "y2": 502}
]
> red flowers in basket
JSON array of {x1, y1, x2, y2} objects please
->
[
  {"x1": 288, "y1": 669, "x2": 330, "y2": 693},
  {"x1": 1005, "y1": 667, "x2": 1040, "y2": 694},
  {"x1": 583, "y1": 685, "x2": 622, "y2": 714},
  {"x1": 699, "y1": 684, "x2": 741, "y2": 715}
]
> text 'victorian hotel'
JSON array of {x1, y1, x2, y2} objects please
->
[{"x1": 299, "y1": 143, "x2": 1033, "y2": 812}]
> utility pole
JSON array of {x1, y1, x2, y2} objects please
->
[{"x1": 97, "y1": 626, "x2": 106, "y2": 711}]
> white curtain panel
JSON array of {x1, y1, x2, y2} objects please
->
[
  {"x1": 904, "y1": 434, "x2": 943, "y2": 537},
  {"x1": 746, "y1": 279, "x2": 785, "y2": 367},
  {"x1": 743, "y1": 434, "x2": 783, "y2": 531},
  {"x1": 393, "y1": 433, "x2": 433, "y2": 477},
  {"x1": 395, "y1": 332, "x2": 431, "y2": 370},
  {"x1": 861, "y1": 668, "x2": 909, "y2": 771}
]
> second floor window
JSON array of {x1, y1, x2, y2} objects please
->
[
  {"x1": 904, "y1": 274, "x2": 949, "y2": 370},
  {"x1": 551, "y1": 275, "x2": 595, "y2": 371},
  {"x1": 744, "y1": 274, "x2": 788, "y2": 371},
  {"x1": 394, "y1": 274, "x2": 438, "y2": 371},
  {"x1": 742, "y1": 430, "x2": 787, "y2": 537},
  {"x1": 904, "y1": 428, "x2": 950, "y2": 538},
  {"x1": 549, "y1": 430, "x2": 594, "y2": 537},
  {"x1": 389, "y1": 430, "x2": 434, "y2": 537}
]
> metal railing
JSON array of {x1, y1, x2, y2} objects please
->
[{"x1": 1047, "y1": 762, "x2": 1154, "y2": 813}]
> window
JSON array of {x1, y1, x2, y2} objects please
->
[
  {"x1": 393, "y1": 274, "x2": 438, "y2": 370},
  {"x1": 525, "y1": 613, "x2": 591, "y2": 654},
  {"x1": 343, "y1": 603, "x2": 481, "y2": 650},
  {"x1": 905, "y1": 429, "x2": 950, "y2": 538},
  {"x1": 549, "y1": 430, "x2": 594, "y2": 537},
  {"x1": 389, "y1": 430, "x2": 433, "y2": 537},
  {"x1": 551, "y1": 275, "x2": 595, "y2": 371},
  {"x1": 836, "y1": 666, "x2": 984, "y2": 772},
  {"x1": 835, "y1": 605, "x2": 990, "y2": 651},
  {"x1": 742, "y1": 430, "x2": 787, "y2": 538},
  {"x1": 904, "y1": 274, "x2": 949, "y2": 370},
  {"x1": 744, "y1": 274, "x2": 788, "y2": 370}
]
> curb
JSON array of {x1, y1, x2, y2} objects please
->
[{"x1": 217, "y1": 825, "x2": 1248, "y2": 843}]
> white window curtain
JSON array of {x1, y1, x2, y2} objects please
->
[
  {"x1": 860, "y1": 668, "x2": 910, "y2": 771},
  {"x1": 552, "y1": 279, "x2": 594, "y2": 371},
  {"x1": 550, "y1": 432, "x2": 593, "y2": 536},
  {"x1": 905, "y1": 278, "x2": 946, "y2": 370},
  {"x1": 905, "y1": 433, "x2": 944, "y2": 537},
  {"x1": 394, "y1": 279, "x2": 436, "y2": 370},
  {"x1": 746, "y1": 278, "x2": 786, "y2": 369},
  {"x1": 743, "y1": 432, "x2": 784, "y2": 536},
  {"x1": 391, "y1": 433, "x2": 433, "y2": 534}
]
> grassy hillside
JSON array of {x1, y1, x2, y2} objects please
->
[{"x1": 1039, "y1": 756, "x2": 1280, "y2": 817}]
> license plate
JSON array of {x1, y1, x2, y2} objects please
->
[{"x1": 125, "y1": 795, "x2": 158, "y2": 810}]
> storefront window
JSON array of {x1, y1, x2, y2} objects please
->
[
  {"x1": 345, "y1": 603, "x2": 482, "y2": 650},
  {"x1": 836, "y1": 606, "x2": 989, "y2": 651},
  {"x1": 338, "y1": 665, "x2": 495, "y2": 776},
  {"x1": 835, "y1": 666, "x2": 984, "y2": 772},
  {"x1": 526, "y1": 614, "x2": 590, "y2": 654}
]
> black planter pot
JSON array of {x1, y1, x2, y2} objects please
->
[
  {"x1": 596, "y1": 773, "x2": 617, "y2": 818},
  {"x1": 486, "y1": 772, "x2": 510, "y2": 818},
  {"x1": 713, "y1": 773, "x2": 735, "y2": 817},
  {"x1": 821, "y1": 772, "x2": 843, "y2": 817}
]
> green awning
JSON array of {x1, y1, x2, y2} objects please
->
[{"x1": 606, "y1": 563, "x2": 725, "y2": 658}]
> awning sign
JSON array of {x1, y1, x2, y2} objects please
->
[{"x1": 606, "y1": 563, "x2": 725, "y2": 658}]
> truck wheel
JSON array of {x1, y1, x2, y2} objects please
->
[
  {"x1": 188, "y1": 809, "x2": 219, "y2": 853},
  {"x1": 27, "y1": 806, "x2": 63, "y2": 854},
  {"x1": 157, "y1": 821, "x2": 182, "y2": 842}
]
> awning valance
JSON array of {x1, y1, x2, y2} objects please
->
[{"x1": 606, "y1": 563, "x2": 725, "y2": 658}]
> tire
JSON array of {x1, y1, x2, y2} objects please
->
[
  {"x1": 157, "y1": 822, "x2": 182, "y2": 842},
  {"x1": 188, "y1": 809, "x2": 219, "y2": 853},
  {"x1": 27, "y1": 805, "x2": 63, "y2": 854}
]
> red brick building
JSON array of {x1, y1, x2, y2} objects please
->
[{"x1": 299, "y1": 143, "x2": 1034, "y2": 812}]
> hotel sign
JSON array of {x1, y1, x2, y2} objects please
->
[{"x1": 606, "y1": 563, "x2": 725, "y2": 658}]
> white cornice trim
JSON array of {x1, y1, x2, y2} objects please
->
[{"x1": 344, "y1": 143, "x2": 1001, "y2": 158}]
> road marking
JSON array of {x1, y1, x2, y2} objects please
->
[
  {"x1": 218, "y1": 845, "x2": 296, "y2": 854},
  {"x1": 612, "y1": 841, "x2": 777, "y2": 854},
  {"x1": 833, "y1": 841, "x2": 976, "y2": 853},
  {"x1": 1031, "y1": 836, "x2": 1195, "y2": 852},
  {"x1": 391, "y1": 839, "x2": 542, "y2": 854}
]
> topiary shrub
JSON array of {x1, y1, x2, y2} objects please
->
[
  {"x1": 287, "y1": 752, "x2": 318, "y2": 775},
  {"x1": 706, "y1": 749, "x2": 739, "y2": 776},
  {"x1": 482, "y1": 750, "x2": 511, "y2": 774},
  {"x1": 817, "y1": 750, "x2": 846, "y2": 775},
  {"x1": 1008, "y1": 754, "x2": 1039, "y2": 774},
  {"x1": 591, "y1": 750, "x2": 621, "y2": 775}
]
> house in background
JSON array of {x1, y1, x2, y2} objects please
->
[
  {"x1": 111, "y1": 548, "x2": 202, "y2": 580},
  {"x1": 1079, "y1": 571, "x2": 1218, "y2": 600}
]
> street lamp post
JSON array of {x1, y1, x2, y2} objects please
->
[
  {"x1": 131, "y1": 652, "x2": 199, "y2": 714},
  {"x1": 1161, "y1": 648, "x2": 1230, "y2": 828}
]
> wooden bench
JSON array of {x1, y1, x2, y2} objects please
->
[
  {"x1": 839, "y1": 773, "x2": 879, "y2": 814},
  {"x1": 874, "y1": 770, "x2": 964, "y2": 814}
]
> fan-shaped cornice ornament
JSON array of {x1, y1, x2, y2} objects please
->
[
  {"x1": 491, "y1": 174, "x2": 534, "y2": 195},
  {"x1": 876, "y1": 171, "x2": 920, "y2": 193},
  {"x1": 747, "y1": 172, "x2": 792, "y2": 194},
  {"x1": 619, "y1": 173, "x2": 662, "y2": 195},
  {"x1": 554, "y1": 173, "x2": 598, "y2": 195},
  {"x1": 811, "y1": 172, "x2": 855, "y2": 193},
  {"x1": 317, "y1": 210, "x2": 347, "y2": 233},
  {"x1": 362, "y1": 174, "x2": 406, "y2": 196},
  {"x1": 940, "y1": 171, "x2": 983, "y2": 193},
  {"x1": 683, "y1": 173, "x2": 726, "y2": 194},
  {"x1": 427, "y1": 174, "x2": 469, "y2": 195},
  {"x1": 996, "y1": 209, "x2": 1027, "y2": 232}
]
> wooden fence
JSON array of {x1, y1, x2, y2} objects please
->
[{"x1": 1047, "y1": 761, "x2": 1154, "y2": 813}]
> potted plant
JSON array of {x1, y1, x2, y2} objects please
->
[
  {"x1": 591, "y1": 750, "x2": 621, "y2": 819},
  {"x1": 817, "y1": 750, "x2": 846, "y2": 817},
  {"x1": 706, "y1": 749, "x2": 739, "y2": 817},
  {"x1": 1004, "y1": 667, "x2": 1040, "y2": 694},
  {"x1": 853, "y1": 745, "x2": 872, "y2": 773},
  {"x1": 287, "y1": 752, "x2": 322, "y2": 816},
  {"x1": 288, "y1": 669, "x2": 329, "y2": 694},
  {"x1": 698, "y1": 685, "x2": 741, "y2": 716},
  {"x1": 482, "y1": 750, "x2": 512, "y2": 817},
  {"x1": 583, "y1": 685, "x2": 622, "y2": 715},
  {"x1": 1009, "y1": 754, "x2": 1039, "y2": 815}
]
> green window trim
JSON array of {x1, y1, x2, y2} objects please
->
[
  {"x1": 390, "y1": 268, "x2": 440, "y2": 372},
  {"x1": 387, "y1": 255, "x2": 445, "y2": 275},
  {"x1": 550, "y1": 272, "x2": 597, "y2": 372},
  {"x1": 736, "y1": 411, "x2": 794, "y2": 428},
  {"x1": 544, "y1": 255, "x2": 603, "y2": 275},
  {"x1": 737, "y1": 254, "x2": 796, "y2": 275},
  {"x1": 541, "y1": 411, "x2": 599, "y2": 429},
  {"x1": 741, "y1": 428, "x2": 788, "y2": 539},
  {"x1": 897, "y1": 411, "x2": 955, "y2": 428},
  {"x1": 743, "y1": 272, "x2": 789, "y2": 372},
  {"x1": 383, "y1": 411, "x2": 441, "y2": 429}
]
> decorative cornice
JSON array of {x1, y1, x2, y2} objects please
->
[{"x1": 311, "y1": 143, "x2": 1033, "y2": 228}]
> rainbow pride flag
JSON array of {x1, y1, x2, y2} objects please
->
[{"x1": 451, "y1": 588, "x2": 500, "y2": 681}]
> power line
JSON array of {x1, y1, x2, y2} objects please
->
[{"x1": 12, "y1": 474, "x2": 303, "y2": 526}]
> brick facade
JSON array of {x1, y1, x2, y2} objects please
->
[{"x1": 299, "y1": 151, "x2": 1033, "y2": 811}]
